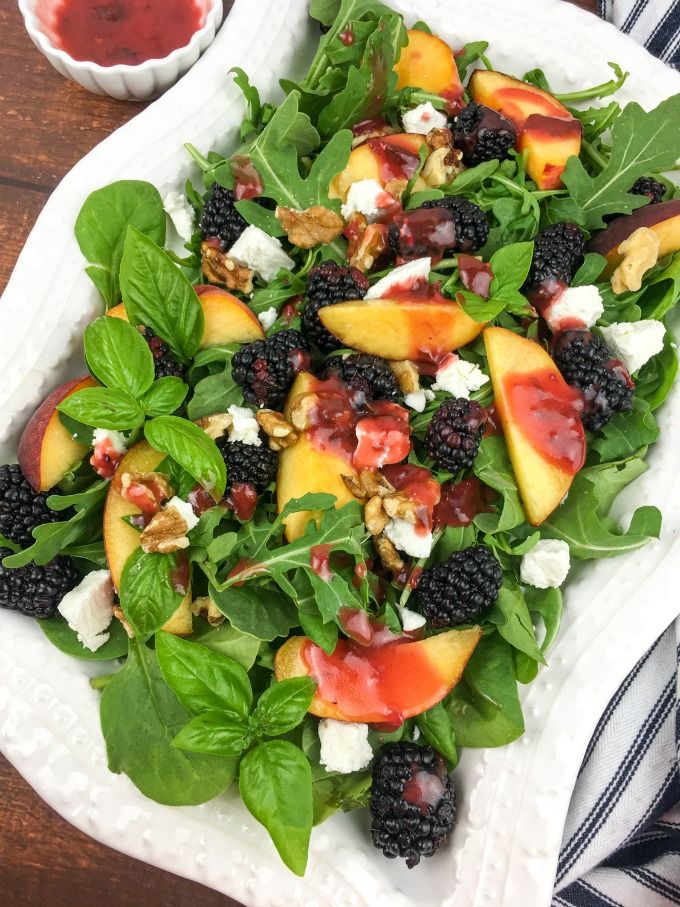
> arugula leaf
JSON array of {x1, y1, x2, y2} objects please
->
[
  {"x1": 455, "y1": 40, "x2": 490, "y2": 81},
  {"x1": 84, "y1": 316, "x2": 154, "y2": 397},
  {"x1": 100, "y1": 638, "x2": 236, "y2": 805},
  {"x1": 75, "y1": 180, "x2": 165, "y2": 308},
  {"x1": 524, "y1": 586, "x2": 562, "y2": 654},
  {"x1": 145, "y1": 415, "x2": 226, "y2": 498},
  {"x1": 230, "y1": 67, "x2": 277, "y2": 140},
  {"x1": 486, "y1": 577, "x2": 545, "y2": 664},
  {"x1": 119, "y1": 549, "x2": 185, "y2": 640},
  {"x1": 562, "y1": 95, "x2": 680, "y2": 229},
  {"x1": 235, "y1": 199, "x2": 285, "y2": 236},
  {"x1": 592, "y1": 398, "x2": 659, "y2": 461}
]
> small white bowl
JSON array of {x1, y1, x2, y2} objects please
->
[{"x1": 18, "y1": 0, "x2": 223, "y2": 101}]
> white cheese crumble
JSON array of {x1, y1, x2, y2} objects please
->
[
  {"x1": 341, "y1": 178, "x2": 395, "y2": 223},
  {"x1": 404, "y1": 388, "x2": 435, "y2": 412},
  {"x1": 228, "y1": 225, "x2": 295, "y2": 283},
  {"x1": 163, "y1": 191, "x2": 195, "y2": 242},
  {"x1": 318, "y1": 719, "x2": 373, "y2": 774},
  {"x1": 384, "y1": 518, "x2": 434, "y2": 559},
  {"x1": 520, "y1": 539, "x2": 571, "y2": 589},
  {"x1": 226, "y1": 404, "x2": 261, "y2": 446},
  {"x1": 599, "y1": 319, "x2": 665, "y2": 374},
  {"x1": 432, "y1": 354, "x2": 490, "y2": 398},
  {"x1": 92, "y1": 428, "x2": 127, "y2": 455},
  {"x1": 545, "y1": 284, "x2": 604, "y2": 332},
  {"x1": 58, "y1": 570, "x2": 114, "y2": 652},
  {"x1": 166, "y1": 496, "x2": 200, "y2": 532},
  {"x1": 402, "y1": 101, "x2": 448, "y2": 135},
  {"x1": 366, "y1": 257, "x2": 431, "y2": 300},
  {"x1": 257, "y1": 306, "x2": 277, "y2": 331},
  {"x1": 398, "y1": 605, "x2": 427, "y2": 631}
]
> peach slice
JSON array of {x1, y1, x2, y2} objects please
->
[
  {"x1": 107, "y1": 289, "x2": 264, "y2": 349},
  {"x1": 274, "y1": 628, "x2": 482, "y2": 723},
  {"x1": 104, "y1": 441, "x2": 192, "y2": 635},
  {"x1": 277, "y1": 372, "x2": 357, "y2": 542},
  {"x1": 484, "y1": 327, "x2": 585, "y2": 526},
  {"x1": 518, "y1": 114, "x2": 582, "y2": 190},
  {"x1": 319, "y1": 298, "x2": 484, "y2": 361},
  {"x1": 18, "y1": 375, "x2": 98, "y2": 492},
  {"x1": 393, "y1": 28, "x2": 463, "y2": 108},
  {"x1": 329, "y1": 133, "x2": 428, "y2": 202},
  {"x1": 587, "y1": 199, "x2": 680, "y2": 274},
  {"x1": 469, "y1": 69, "x2": 572, "y2": 129}
]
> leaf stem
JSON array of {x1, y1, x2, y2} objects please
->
[
  {"x1": 581, "y1": 139, "x2": 609, "y2": 173},
  {"x1": 552, "y1": 63, "x2": 628, "y2": 103}
]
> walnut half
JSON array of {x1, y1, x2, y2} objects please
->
[
  {"x1": 611, "y1": 227, "x2": 660, "y2": 294},
  {"x1": 276, "y1": 205, "x2": 344, "y2": 249},
  {"x1": 201, "y1": 242, "x2": 254, "y2": 294},
  {"x1": 255, "y1": 409, "x2": 299, "y2": 451},
  {"x1": 140, "y1": 506, "x2": 190, "y2": 554}
]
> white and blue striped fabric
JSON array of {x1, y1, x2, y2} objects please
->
[
  {"x1": 598, "y1": 0, "x2": 680, "y2": 68},
  {"x1": 552, "y1": 617, "x2": 680, "y2": 905}
]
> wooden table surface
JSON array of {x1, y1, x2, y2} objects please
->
[{"x1": 0, "y1": 1, "x2": 596, "y2": 904}]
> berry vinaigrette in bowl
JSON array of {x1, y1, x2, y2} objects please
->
[{"x1": 38, "y1": 0, "x2": 208, "y2": 66}]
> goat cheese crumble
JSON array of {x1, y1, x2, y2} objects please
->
[
  {"x1": 167, "y1": 496, "x2": 200, "y2": 532},
  {"x1": 257, "y1": 307, "x2": 277, "y2": 331},
  {"x1": 384, "y1": 518, "x2": 434, "y2": 559},
  {"x1": 318, "y1": 718, "x2": 373, "y2": 773},
  {"x1": 58, "y1": 570, "x2": 114, "y2": 652},
  {"x1": 599, "y1": 319, "x2": 665, "y2": 373},
  {"x1": 520, "y1": 539, "x2": 571, "y2": 589},
  {"x1": 544, "y1": 285, "x2": 604, "y2": 331},
  {"x1": 227, "y1": 404, "x2": 261, "y2": 446},
  {"x1": 432, "y1": 354, "x2": 489, "y2": 398},
  {"x1": 366, "y1": 257, "x2": 431, "y2": 300},
  {"x1": 341, "y1": 179, "x2": 395, "y2": 223},
  {"x1": 163, "y1": 191, "x2": 195, "y2": 242},
  {"x1": 228, "y1": 225, "x2": 295, "y2": 282},
  {"x1": 402, "y1": 101, "x2": 448, "y2": 135}
]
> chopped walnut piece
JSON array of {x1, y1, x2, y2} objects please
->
[
  {"x1": 422, "y1": 146, "x2": 465, "y2": 189},
  {"x1": 611, "y1": 227, "x2": 661, "y2": 294},
  {"x1": 343, "y1": 469, "x2": 395, "y2": 502},
  {"x1": 374, "y1": 534, "x2": 405, "y2": 573},
  {"x1": 256, "y1": 409, "x2": 299, "y2": 450},
  {"x1": 384, "y1": 178, "x2": 409, "y2": 201},
  {"x1": 389, "y1": 360, "x2": 421, "y2": 394},
  {"x1": 365, "y1": 495, "x2": 390, "y2": 536},
  {"x1": 140, "y1": 506, "x2": 190, "y2": 554},
  {"x1": 288, "y1": 392, "x2": 319, "y2": 431},
  {"x1": 120, "y1": 471, "x2": 174, "y2": 515},
  {"x1": 191, "y1": 595, "x2": 225, "y2": 627},
  {"x1": 426, "y1": 127, "x2": 454, "y2": 151},
  {"x1": 194, "y1": 413, "x2": 233, "y2": 440},
  {"x1": 276, "y1": 205, "x2": 344, "y2": 249},
  {"x1": 113, "y1": 605, "x2": 134, "y2": 638},
  {"x1": 382, "y1": 492, "x2": 418, "y2": 523},
  {"x1": 201, "y1": 241, "x2": 254, "y2": 293},
  {"x1": 349, "y1": 223, "x2": 389, "y2": 272}
]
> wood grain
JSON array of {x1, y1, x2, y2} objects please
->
[{"x1": 0, "y1": 0, "x2": 597, "y2": 902}]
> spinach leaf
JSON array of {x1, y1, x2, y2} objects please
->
[
  {"x1": 58, "y1": 386, "x2": 145, "y2": 430},
  {"x1": 472, "y1": 436, "x2": 525, "y2": 533},
  {"x1": 187, "y1": 364, "x2": 243, "y2": 420},
  {"x1": 415, "y1": 702, "x2": 458, "y2": 767},
  {"x1": 573, "y1": 253, "x2": 607, "y2": 287},
  {"x1": 524, "y1": 586, "x2": 563, "y2": 654},
  {"x1": 189, "y1": 621, "x2": 261, "y2": 670},
  {"x1": 40, "y1": 615, "x2": 129, "y2": 661},
  {"x1": 145, "y1": 415, "x2": 226, "y2": 498},
  {"x1": 251, "y1": 678, "x2": 317, "y2": 737},
  {"x1": 209, "y1": 585, "x2": 299, "y2": 641},
  {"x1": 312, "y1": 771, "x2": 372, "y2": 825},
  {"x1": 239, "y1": 740, "x2": 313, "y2": 876},
  {"x1": 100, "y1": 639, "x2": 236, "y2": 805},
  {"x1": 84, "y1": 316, "x2": 154, "y2": 397},
  {"x1": 486, "y1": 576, "x2": 545, "y2": 664},
  {"x1": 156, "y1": 632, "x2": 252, "y2": 717},
  {"x1": 75, "y1": 180, "x2": 165, "y2": 308},
  {"x1": 120, "y1": 227, "x2": 204, "y2": 361},
  {"x1": 119, "y1": 548, "x2": 185, "y2": 640},
  {"x1": 592, "y1": 398, "x2": 659, "y2": 461}
]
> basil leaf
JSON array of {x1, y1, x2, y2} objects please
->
[
  {"x1": 141, "y1": 377, "x2": 189, "y2": 416},
  {"x1": 40, "y1": 615, "x2": 129, "y2": 661},
  {"x1": 172, "y1": 711, "x2": 252, "y2": 756},
  {"x1": 84, "y1": 316, "x2": 154, "y2": 396},
  {"x1": 101, "y1": 639, "x2": 236, "y2": 805},
  {"x1": 415, "y1": 702, "x2": 458, "y2": 767},
  {"x1": 145, "y1": 415, "x2": 226, "y2": 498},
  {"x1": 156, "y1": 632, "x2": 252, "y2": 718},
  {"x1": 239, "y1": 740, "x2": 313, "y2": 876},
  {"x1": 58, "y1": 386, "x2": 144, "y2": 430},
  {"x1": 120, "y1": 227, "x2": 204, "y2": 361},
  {"x1": 209, "y1": 585, "x2": 299, "y2": 641},
  {"x1": 75, "y1": 180, "x2": 165, "y2": 308},
  {"x1": 252, "y1": 678, "x2": 317, "y2": 737},
  {"x1": 489, "y1": 241, "x2": 534, "y2": 295},
  {"x1": 119, "y1": 548, "x2": 185, "y2": 640}
]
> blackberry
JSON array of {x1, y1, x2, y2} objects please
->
[
  {"x1": 370, "y1": 742, "x2": 456, "y2": 868},
  {"x1": 416, "y1": 545, "x2": 502, "y2": 627},
  {"x1": 322, "y1": 354, "x2": 401, "y2": 403},
  {"x1": 302, "y1": 261, "x2": 369, "y2": 352},
  {"x1": 526, "y1": 223, "x2": 585, "y2": 288},
  {"x1": 388, "y1": 197, "x2": 489, "y2": 260},
  {"x1": 0, "y1": 548, "x2": 78, "y2": 619},
  {"x1": 199, "y1": 183, "x2": 248, "y2": 251},
  {"x1": 0, "y1": 464, "x2": 62, "y2": 547},
  {"x1": 232, "y1": 329, "x2": 309, "y2": 410},
  {"x1": 142, "y1": 329, "x2": 185, "y2": 381},
  {"x1": 552, "y1": 329, "x2": 634, "y2": 430},
  {"x1": 453, "y1": 102, "x2": 516, "y2": 166},
  {"x1": 629, "y1": 176, "x2": 666, "y2": 205},
  {"x1": 425, "y1": 398, "x2": 486, "y2": 472},
  {"x1": 216, "y1": 436, "x2": 277, "y2": 492}
]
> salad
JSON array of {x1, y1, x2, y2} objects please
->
[{"x1": 2, "y1": 0, "x2": 680, "y2": 878}]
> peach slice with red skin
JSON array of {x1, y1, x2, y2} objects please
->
[
  {"x1": 18, "y1": 375, "x2": 98, "y2": 492},
  {"x1": 329, "y1": 133, "x2": 428, "y2": 202},
  {"x1": 587, "y1": 199, "x2": 680, "y2": 275},
  {"x1": 484, "y1": 326, "x2": 585, "y2": 526},
  {"x1": 103, "y1": 440, "x2": 192, "y2": 635},
  {"x1": 274, "y1": 628, "x2": 482, "y2": 723},
  {"x1": 107, "y1": 287, "x2": 264, "y2": 349},
  {"x1": 318, "y1": 297, "x2": 485, "y2": 361},
  {"x1": 469, "y1": 69, "x2": 572, "y2": 128},
  {"x1": 393, "y1": 29, "x2": 463, "y2": 109},
  {"x1": 277, "y1": 372, "x2": 357, "y2": 542}
]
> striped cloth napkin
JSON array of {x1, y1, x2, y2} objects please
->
[
  {"x1": 552, "y1": 617, "x2": 680, "y2": 905},
  {"x1": 598, "y1": 0, "x2": 680, "y2": 68}
]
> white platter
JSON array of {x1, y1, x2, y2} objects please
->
[{"x1": 1, "y1": 2, "x2": 680, "y2": 905}]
